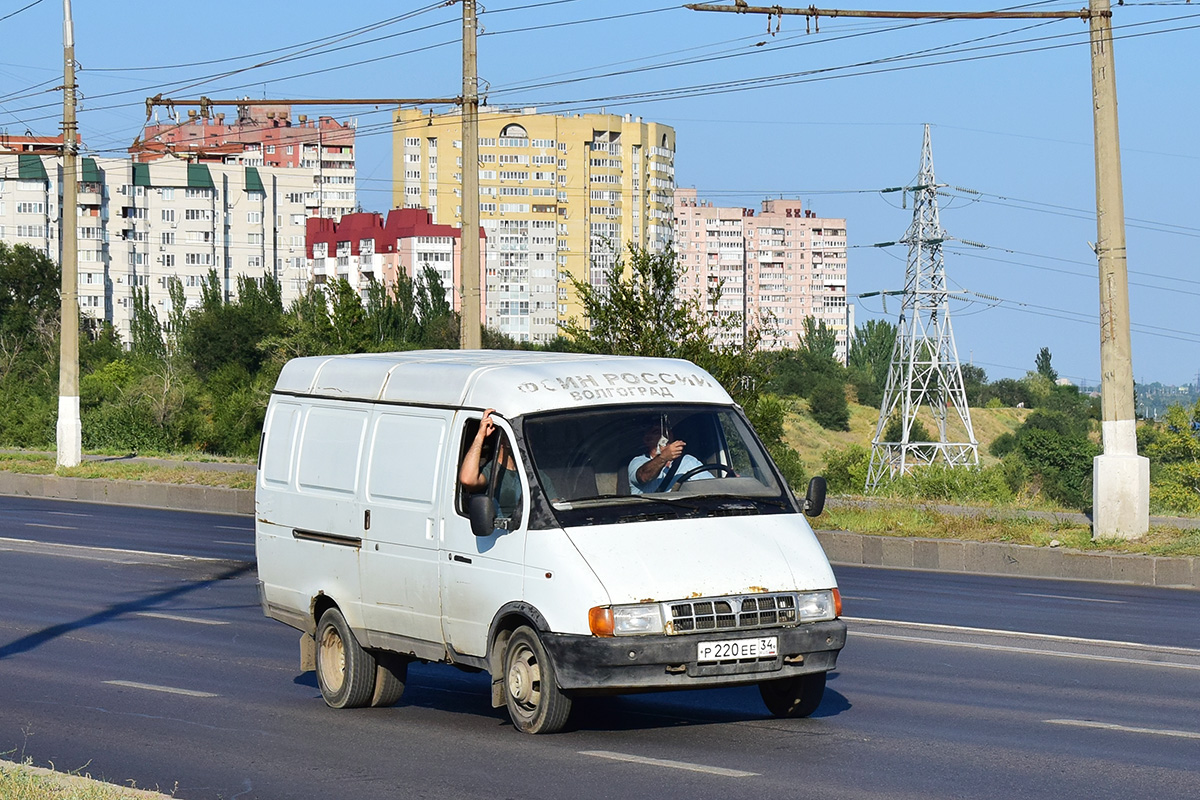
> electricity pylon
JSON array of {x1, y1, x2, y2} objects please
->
[{"x1": 866, "y1": 125, "x2": 977, "y2": 490}]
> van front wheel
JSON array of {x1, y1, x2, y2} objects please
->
[
  {"x1": 315, "y1": 608, "x2": 376, "y2": 709},
  {"x1": 759, "y1": 672, "x2": 826, "y2": 718},
  {"x1": 503, "y1": 626, "x2": 572, "y2": 734}
]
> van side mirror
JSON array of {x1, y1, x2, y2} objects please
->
[
  {"x1": 468, "y1": 494, "x2": 496, "y2": 537},
  {"x1": 803, "y1": 476, "x2": 827, "y2": 517}
]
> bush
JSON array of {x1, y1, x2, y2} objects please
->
[
  {"x1": 809, "y1": 379, "x2": 850, "y2": 431},
  {"x1": 891, "y1": 464, "x2": 1013, "y2": 504},
  {"x1": 823, "y1": 445, "x2": 870, "y2": 495},
  {"x1": 989, "y1": 432, "x2": 1018, "y2": 458}
]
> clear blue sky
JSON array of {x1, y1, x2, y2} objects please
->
[{"x1": 3, "y1": 0, "x2": 1197, "y2": 386}]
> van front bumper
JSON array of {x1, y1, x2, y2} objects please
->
[{"x1": 540, "y1": 619, "x2": 846, "y2": 693}]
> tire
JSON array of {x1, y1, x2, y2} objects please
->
[
  {"x1": 503, "y1": 626, "x2": 572, "y2": 734},
  {"x1": 370, "y1": 652, "x2": 409, "y2": 708},
  {"x1": 315, "y1": 607, "x2": 377, "y2": 709},
  {"x1": 759, "y1": 672, "x2": 827, "y2": 718}
]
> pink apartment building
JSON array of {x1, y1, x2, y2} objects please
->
[
  {"x1": 674, "y1": 188, "x2": 850, "y2": 360},
  {"x1": 306, "y1": 208, "x2": 487, "y2": 319}
]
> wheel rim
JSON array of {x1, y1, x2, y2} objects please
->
[
  {"x1": 507, "y1": 643, "x2": 542, "y2": 719},
  {"x1": 318, "y1": 624, "x2": 346, "y2": 693}
]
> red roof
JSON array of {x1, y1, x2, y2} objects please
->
[{"x1": 306, "y1": 209, "x2": 486, "y2": 258}]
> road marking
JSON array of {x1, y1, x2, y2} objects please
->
[
  {"x1": 0, "y1": 536, "x2": 239, "y2": 564},
  {"x1": 579, "y1": 750, "x2": 757, "y2": 778},
  {"x1": 24, "y1": 522, "x2": 77, "y2": 530},
  {"x1": 47, "y1": 511, "x2": 91, "y2": 518},
  {"x1": 851, "y1": 631, "x2": 1200, "y2": 672},
  {"x1": 1018, "y1": 592, "x2": 1125, "y2": 604},
  {"x1": 845, "y1": 617, "x2": 1200, "y2": 657},
  {"x1": 135, "y1": 612, "x2": 229, "y2": 626},
  {"x1": 1047, "y1": 719, "x2": 1200, "y2": 740},
  {"x1": 216, "y1": 526, "x2": 252, "y2": 531},
  {"x1": 215, "y1": 540, "x2": 255, "y2": 547},
  {"x1": 104, "y1": 680, "x2": 218, "y2": 698},
  {"x1": 841, "y1": 595, "x2": 881, "y2": 602}
]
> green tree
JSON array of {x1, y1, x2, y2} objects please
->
[
  {"x1": 847, "y1": 319, "x2": 895, "y2": 408},
  {"x1": 960, "y1": 363, "x2": 988, "y2": 406},
  {"x1": 1036, "y1": 346, "x2": 1058, "y2": 382}
]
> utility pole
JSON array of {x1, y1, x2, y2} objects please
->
[
  {"x1": 1087, "y1": 0, "x2": 1147, "y2": 539},
  {"x1": 460, "y1": 0, "x2": 482, "y2": 349},
  {"x1": 57, "y1": 0, "x2": 81, "y2": 468},
  {"x1": 688, "y1": 1, "x2": 1148, "y2": 538}
]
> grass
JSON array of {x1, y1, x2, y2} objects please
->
[
  {"x1": 815, "y1": 500, "x2": 1200, "y2": 558},
  {"x1": 0, "y1": 452, "x2": 254, "y2": 491},
  {"x1": 0, "y1": 759, "x2": 172, "y2": 800}
]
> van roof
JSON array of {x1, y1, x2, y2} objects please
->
[{"x1": 272, "y1": 350, "x2": 733, "y2": 415}]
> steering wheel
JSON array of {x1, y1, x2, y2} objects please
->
[{"x1": 670, "y1": 463, "x2": 736, "y2": 490}]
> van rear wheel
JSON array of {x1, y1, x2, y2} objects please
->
[
  {"x1": 759, "y1": 672, "x2": 826, "y2": 718},
  {"x1": 315, "y1": 608, "x2": 376, "y2": 709},
  {"x1": 503, "y1": 626, "x2": 572, "y2": 734}
]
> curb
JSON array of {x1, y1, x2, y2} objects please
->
[
  {"x1": 1, "y1": 472, "x2": 1195, "y2": 591},
  {"x1": 0, "y1": 472, "x2": 254, "y2": 516},
  {"x1": 814, "y1": 530, "x2": 1199, "y2": 591}
]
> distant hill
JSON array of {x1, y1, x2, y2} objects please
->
[{"x1": 782, "y1": 399, "x2": 1030, "y2": 476}]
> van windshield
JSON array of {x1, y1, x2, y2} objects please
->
[{"x1": 521, "y1": 404, "x2": 796, "y2": 526}]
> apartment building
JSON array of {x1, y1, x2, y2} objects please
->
[
  {"x1": 305, "y1": 208, "x2": 486, "y2": 317},
  {"x1": 392, "y1": 107, "x2": 675, "y2": 343},
  {"x1": 0, "y1": 142, "x2": 312, "y2": 341},
  {"x1": 136, "y1": 103, "x2": 357, "y2": 220},
  {"x1": 674, "y1": 188, "x2": 850, "y2": 360}
]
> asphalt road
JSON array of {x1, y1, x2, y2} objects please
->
[{"x1": 1, "y1": 496, "x2": 1197, "y2": 800}]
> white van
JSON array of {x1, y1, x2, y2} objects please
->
[{"x1": 256, "y1": 350, "x2": 846, "y2": 734}]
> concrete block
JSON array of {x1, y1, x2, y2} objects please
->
[
  {"x1": 1003, "y1": 545, "x2": 1061, "y2": 579},
  {"x1": 881, "y1": 537, "x2": 914, "y2": 568},
  {"x1": 1109, "y1": 554, "x2": 1154, "y2": 586},
  {"x1": 1062, "y1": 552, "x2": 1114, "y2": 582},
  {"x1": 912, "y1": 539, "x2": 940, "y2": 570},
  {"x1": 236, "y1": 489, "x2": 255, "y2": 517},
  {"x1": 1152, "y1": 557, "x2": 1194, "y2": 588},
  {"x1": 965, "y1": 541, "x2": 1014, "y2": 576},
  {"x1": 816, "y1": 531, "x2": 863, "y2": 565},
  {"x1": 935, "y1": 540, "x2": 966, "y2": 573},
  {"x1": 861, "y1": 535, "x2": 884, "y2": 566}
]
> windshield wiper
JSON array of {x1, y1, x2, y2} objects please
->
[{"x1": 557, "y1": 493, "x2": 704, "y2": 512}]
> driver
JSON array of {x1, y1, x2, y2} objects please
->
[{"x1": 628, "y1": 424, "x2": 712, "y2": 494}]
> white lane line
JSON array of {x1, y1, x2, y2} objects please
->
[
  {"x1": 135, "y1": 612, "x2": 229, "y2": 626},
  {"x1": 1018, "y1": 592, "x2": 1125, "y2": 604},
  {"x1": 24, "y1": 522, "x2": 77, "y2": 530},
  {"x1": 845, "y1": 617, "x2": 1200, "y2": 657},
  {"x1": 47, "y1": 511, "x2": 91, "y2": 518},
  {"x1": 104, "y1": 680, "x2": 218, "y2": 698},
  {"x1": 852, "y1": 631, "x2": 1200, "y2": 672},
  {"x1": 216, "y1": 526, "x2": 252, "y2": 531},
  {"x1": 841, "y1": 595, "x2": 881, "y2": 602},
  {"x1": 0, "y1": 536, "x2": 237, "y2": 564},
  {"x1": 215, "y1": 540, "x2": 254, "y2": 547},
  {"x1": 580, "y1": 750, "x2": 758, "y2": 778},
  {"x1": 1047, "y1": 719, "x2": 1200, "y2": 740}
]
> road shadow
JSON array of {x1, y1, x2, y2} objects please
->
[
  {"x1": 0, "y1": 561, "x2": 255, "y2": 661},
  {"x1": 319, "y1": 661, "x2": 851, "y2": 733}
]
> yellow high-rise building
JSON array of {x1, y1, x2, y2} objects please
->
[{"x1": 394, "y1": 108, "x2": 675, "y2": 343}]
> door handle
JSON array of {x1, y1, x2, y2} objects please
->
[{"x1": 451, "y1": 554, "x2": 473, "y2": 564}]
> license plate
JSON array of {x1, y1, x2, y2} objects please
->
[{"x1": 696, "y1": 636, "x2": 778, "y2": 663}]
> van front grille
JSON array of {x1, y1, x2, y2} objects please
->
[{"x1": 668, "y1": 593, "x2": 797, "y2": 634}]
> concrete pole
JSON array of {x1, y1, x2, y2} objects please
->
[
  {"x1": 459, "y1": 0, "x2": 482, "y2": 349},
  {"x1": 1088, "y1": 0, "x2": 1148, "y2": 539},
  {"x1": 57, "y1": 0, "x2": 82, "y2": 468}
]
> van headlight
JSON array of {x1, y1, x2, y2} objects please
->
[
  {"x1": 796, "y1": 590, "x2": 838, "y2": 623},
  {"x1": 612, "y1": 603, "x2": 665, "y2": 636}
]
